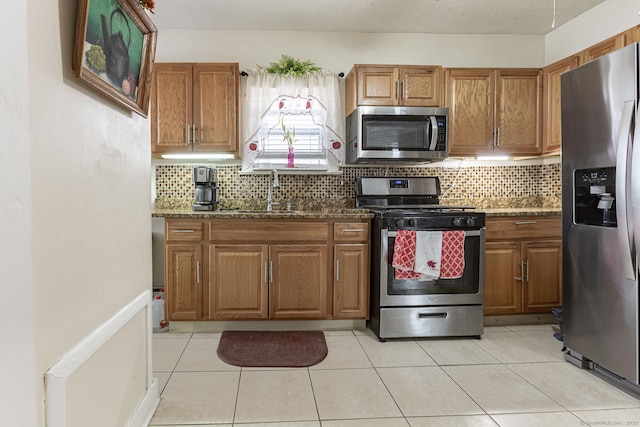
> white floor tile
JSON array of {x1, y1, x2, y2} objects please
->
[
  {"x1": 407, "y1": 415, "x2": 498, "y2": 426},
  {"x1": 508, "y1": 362, "x2": 640, "y2": 411},
  {"x1": 322, "y1": 418, "x2": 410, "y2": 426},
  {"x1": 443, "y1": 364, "x2": 564, "y2": 414},
  {"x1": 472, "y1": 331, "x2": 559, "y2": 363},
  {"x1": 490, "y1": 411, "x2": 585, "y2": 426},
  {"x1": 308, "y1": 335, "x2": 372, "y2": 369},
  {"x1": 153, "y1": 372, "x2": 171, "y2": 395},
  {"x1": 573, "y1": 408, "x2": 640, "y2": 425},
  {"x1": 174, "y1": 336, "x2": 240, "y2": 372},
  {"x1": 356, "y1": 330, "x2": 437, "y2": 367},
  {"x1": 417, "y1": 337, "x2": 500, "y2": 366},
  {"x1": 377, "y1": 366, "x2": 483, "y2": 417},
  {"x1": 512, "y1": 329, "x2": 565, "y2": 360},
  {"x1": 149, "y1": 371, "x2": 239, "y2": 424},
  {"x1": 234, "y1": 370, "x2": 318, "y2": 423},
  {"x1": 152, "y1": 337, "x2": 190, "y2": 372},
  {"x1": 310, "y1": 368, "x2": 402, "y2": 420}
]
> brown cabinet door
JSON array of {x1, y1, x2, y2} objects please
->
[
  {"x1": 495, "y1": 69, "x2": 542, "y2": 155},
  {"x1": 166, "y1": 243, "x2": 202, "y2": 320},
  {"x1": 270, "y1": 245, "x2": 328, "y2": 319},
  {"x1": 333, "y1": 244, "x2": 369, "y2": 319},
  {"x1": 624, "y1": 25, "x2": 640, "y2": 45},
  {"x1": 542, "y1": 56, "x2": 579, "y2": 153},
  {"x1": 445, "y1": 69, "x2": 495, "y2": 155},
  {"x1": 580, "y1": 34, "x2": 625, "y2": 64},
  {"x1": 193, "y1": 63, "x2": 238, "y2": 152},
  {"x1": 209, "y1": 244, "x2": 268, "y2": 319},
  {"x1": 151, "y1": 64, "x2": 193, "y2": 154},
  {"x1": 356, "y1": 66, "x2": 399, "y2": 106},
  {"x1": 523, "y1": 240, "x2": 562, "y2": 313},
  {"x1": 399, "y1": 66, "x2": 442, "y2": 107},
  {"x1": 484, "y1": 241, "x2": 522, "y2": 315}
]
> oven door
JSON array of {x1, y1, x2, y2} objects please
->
[{"x1": 379, "y1": 228, "x2": 485, "y2": 306}]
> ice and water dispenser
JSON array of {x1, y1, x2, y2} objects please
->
[{"x1": 574, "y1": 167, "x2": 616, "y2": 227}]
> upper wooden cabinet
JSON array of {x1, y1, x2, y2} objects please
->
[
  {"x1": 345, "y1": 65, "x2": 443, "y2": 114},
  {"x1": 624, "y1": 25, "x2": 640, "y2": 45},
  {"x1": 579, "y1": 34, "x2": 625, "y2": 64},
  {"x1": 151, "y1": 63, "x2": 239, "y2": 155},
  {"x1": 445, "y1": 68, "x2": 542, "y2": 156},
  {"x1": 542, "y1": 55, "x2": 579, "y2": 154}
]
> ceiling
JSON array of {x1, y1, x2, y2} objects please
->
[{"x1": 150, "y1": 0, "x2": 605, "y2": 35}]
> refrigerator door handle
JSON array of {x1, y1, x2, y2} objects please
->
[
  {"x1": 615, "y1": 100, "x2": 636, "y2": 280},
  {"x1": 632, "y1": 107, "x2": 640, "y2": 264}
]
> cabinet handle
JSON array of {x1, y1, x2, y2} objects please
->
[
  {"x1": 171, "y1": 229, "x2": 195, "y2": 233},
  {"x1": 395, "y1": 80, "x2": 400, "y2": 100},
  {"x1": 269, "y1": 261, "x2": 273, "y2": 283},
  {"x1": 264, "y1": 261, "x2": 268, "y2": 283},
  {"x1": 186, "y1": 124, "x2": 191, "y2": 146},
  {"x1": 336, "y1": 260, "x2": 340, "y2": 282},
  {"x1": 191, "y1": 124, "x2": 196, "y2": 145},
  {"x1": 196, "y1": 261, "x2": 200, "y2": 283},
  {"x1": 515, "y1": 260, "x2": 524, "y2": 282},
  {"x1": 496, "y1": 127, "x2": 501, "y2": 147},
  {"x1": 341, "y1": 229, "x2": 363, "y2": 233},
  {"x1": 524, "y1": 260, "x2": 529, "y2": 282},
  {"x1": 492, "y1": 128, "x2": 497, "y2": 148},
  {"x1": 515, "y1": 221, "x2": 536, "y2": 225}
]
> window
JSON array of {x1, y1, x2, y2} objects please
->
[{"x1": 241, "y1": 70, "x2": 344, "y2": 173}]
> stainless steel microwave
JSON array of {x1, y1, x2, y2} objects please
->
[{"x1": 345, "y1": 106, "x2": 449, "y2": 164}]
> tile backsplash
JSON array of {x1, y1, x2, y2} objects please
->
[{"x1": 155, "y1": 161, "x2": 561, "y2": 209}]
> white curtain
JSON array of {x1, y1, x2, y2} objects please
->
[{"x1": 240, "y1": 69, "x2": 344, "y2": 171}]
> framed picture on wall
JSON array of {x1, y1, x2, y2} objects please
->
[{"x1": 72, "y1": 0, "x2": 157, "y2": 117}]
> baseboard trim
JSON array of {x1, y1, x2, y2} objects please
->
[
  {"x1": 45, "y1": 290, "x2": 156, "y2": 427},
  {"x1": 126, "y1": 377, "x2": 160, "y2": 427}
]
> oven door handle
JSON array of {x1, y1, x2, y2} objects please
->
[{"x1": 387, "y1": 230, "x2": 482, "y2": 237}]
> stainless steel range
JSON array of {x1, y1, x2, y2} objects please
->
[{"x1": 356, "y1": 176, "x2": 486, "y2": 341}]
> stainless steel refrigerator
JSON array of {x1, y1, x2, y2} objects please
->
[{"x1": 561, "y1": 42, "x2": 640, "y2": 388}]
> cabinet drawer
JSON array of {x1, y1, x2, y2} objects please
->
[
  {"x1": 166, "y1": 221, "x2": 204, "y2": 241},
  {"x1": 209, "y1": 220, "x2": 328, "y2": 243},
  {"x1": 486, "y1": 217, "x2": 561, "y2": 240},
  {"x1": 334, "y1": 222, "x2": 369, "y2": 242}
]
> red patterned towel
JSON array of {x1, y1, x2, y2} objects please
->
[
  {"x1": 440, "y1": 230, "x2": 466, "y2": 279},
  {"x1": 392, "y1": 230, "x2": 421, "y2": 279}
]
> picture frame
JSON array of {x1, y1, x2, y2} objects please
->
[{"x1": 72, "y1": 0, "x2": 157, "y2": 117}]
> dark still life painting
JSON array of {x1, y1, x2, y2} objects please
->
[{"x1": 73, "y1": 0, "x2": 157, "y2": 117}]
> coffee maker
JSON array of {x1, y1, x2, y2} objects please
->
[{"x1": 192, "y1": 166, "x2": 218, "y2": 211}]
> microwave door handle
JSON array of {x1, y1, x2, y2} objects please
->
[
  {"x1": 615, "y1": 100, "x2": 636, "y2": 280},
  {"x1": 428, "y1": 116, "x2": 438, "y2": 151}
]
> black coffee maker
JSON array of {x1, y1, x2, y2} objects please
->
[{"x1": 192, "y1": 167, "x2": 218, "y2": 211}]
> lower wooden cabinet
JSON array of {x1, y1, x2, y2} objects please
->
[
  {"x1": 484, "y1": 216, "x2": 562, "y2": 316},
  {"x1": 164, "y1": 218, "x2": 370, "y2": 321}
]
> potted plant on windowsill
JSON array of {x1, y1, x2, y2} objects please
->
[{"x1": 281, "y1": 117, "x2": 296, "y2": 168}]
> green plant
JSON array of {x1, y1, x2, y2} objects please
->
[
  {"x1": 264, "y1": 54, "x2": 321, "y2": 77},
  {"x1": 281, "y1": 117, "x2": 296, "y2": 146}
]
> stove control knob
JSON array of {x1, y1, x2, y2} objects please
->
[
  {"x1": 395, "y1": 218, "x2": 406, "y2": 228},
  {"x1": 409, "y1": 218, "x2": 418, "y2": 227},
  {"x1": 452, "y1": 217, "x2": 465, "y2": 227},
  {"x1": 466, "y1": 217, "x2": 476, "y2": 227}
]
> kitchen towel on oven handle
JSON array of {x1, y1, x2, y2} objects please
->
[
  {"x1": 392, "y1": 230, "x2": 421, "y2": 279},
  {"x1": 414, "y1": 231, "x2": 442, "y2": 280},
  {"x1": 440, "y1": 230, "x2": 466, "y2": 279}
]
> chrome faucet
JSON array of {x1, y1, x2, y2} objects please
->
[{"x1": 266, "y1": 169, "x2": 280, "y2": 211}]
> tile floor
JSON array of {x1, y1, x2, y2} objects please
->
[{"x1": 149, "y1": 324, "x2": 640, "y2": 426}]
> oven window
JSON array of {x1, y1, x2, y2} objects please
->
[
  {"x1": 362, "y1": 115, "x2": 432, "y2": 151},
  {"x1": 387, "y1": 233, "x2": 481, "y2": 295}
]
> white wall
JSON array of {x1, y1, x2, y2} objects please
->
[
  {"x1": 155, "y1": 29, "x2": 545, "y2": 70},
  {"x1": 0, "y1": 0, "x2": 155, "y2": 425},
  {"x1": 0, "y1": 1, "x2": 37, "y2": 426},
  {"x1": 545, "y1": 0, "x2": 640, "y2": 64}
]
